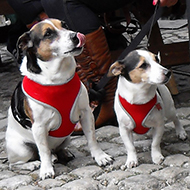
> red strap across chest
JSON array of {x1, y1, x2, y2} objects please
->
[
  {"x1": 22, "y1": 73, "x2": 81, "y2": 137},
  {"x1": 119, "y1": 94, "x2": 157, "y2": 134}
]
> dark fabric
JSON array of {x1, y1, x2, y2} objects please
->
[
  {"x1": 41, "y1": 0, "x2": 100, "y2": 34},
  {"x1": 7, "y1": 0, "x2": 135, "y2": 33},
  {"x1": 7, "y1": 0, "x2": 43, "y2": 24},
  {"x1": 76, "y1": 0, "x2": 134, "y2": 13}
]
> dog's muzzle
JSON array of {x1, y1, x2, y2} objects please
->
[
  {"x1": 64, "y1": 32, "x2": 86, "y2": 55},
  {"x1": 70, "y1": 32, "x2": 86, "y2": 48}
]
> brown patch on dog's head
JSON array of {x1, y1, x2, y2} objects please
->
[
  {"x1": 30, "y1": 19, "x2": 69, "y2": 61},
  {"x1": 128, "y1": 56, "x2": 150, "y2": 83},
  {"x1": 29, "y1": 19, "x2": 63, "y2": 61}
]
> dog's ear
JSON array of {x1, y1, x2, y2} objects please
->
[
  {"x1": 14, "y1": 32, "x2": 34, "y2": 65},
  {"x1": 107, "y1": 61, "x2": 125, "y2": 77},
  {"x1": 17, "y1": 31, "x2": 33, "y2": 51},
  {"x1": 17, "y1": 32, "x2": 41, "y2": 74},
  {"x1": 155, "y1": 52, "x2": 161, "y2": 64}
]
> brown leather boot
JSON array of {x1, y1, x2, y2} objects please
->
[{"x1": 75, "y1": 27, "x2": 117, "y2": 129}]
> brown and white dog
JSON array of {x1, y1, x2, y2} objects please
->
[
  {"x1": 5, "y1": 19, "x2": 113, "y2": 179},
  {"x1": 108, "y1": 49, "x2": 187, "y2": 169}
]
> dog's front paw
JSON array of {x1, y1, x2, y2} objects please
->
[
  {"x1": 93, "y1": 151, "x2": 114, "y2": 166},
  {"x1": 40, "y1": 165, "x2": 55, "y2": 180},
  {"x1": 152, "y1": 152, "x2": 164, "y2": 165},
  {"x1": 176, "y1": 129, "x2": 188, "y2": 141},
  {"x1": 125, "y1": 158, "x2": 138, "y2": 169}
]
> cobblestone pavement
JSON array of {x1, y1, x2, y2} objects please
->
[{"x1": 1, "y1": 19, "x2": 190, "y2": 189}]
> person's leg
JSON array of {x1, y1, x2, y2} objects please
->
[
  {"x1": 79, "y1": 0, "x2": 134, "y2": 13},
  {"x1": 41, "y1": 0, "x2": 134, "y2": 33},
  {"x1": 7, "y1": 0, "x2": 43, "y2": 25},
  {"x1": 41, "y1": 0, "x2": 100, "y2": 34}
]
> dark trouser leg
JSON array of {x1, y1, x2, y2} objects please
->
[
  {"x1": 7, "y1": 0, "x2": 43, "y2": 24},
  {"x1": 41, "y1": 0, "x2": 100, "y2": 34}
]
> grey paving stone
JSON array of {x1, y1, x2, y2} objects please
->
[
  {"x1": 0, "y1": 118, "x2": 7, "y2": 130},
  {"x1": 0, "y1": 113, "x2": 6, "y2": 120},
  {"x1": 0, "y1": 170, "x2": 16, "y2": 180},
  {"x1": 97, "y1": 170, "x2": 136, "y2": 189},
  {"x1": 61, "y1": 178, "x2": 99, "y2": 189},
  {"x1": 0, "y1": 163, "x2": 9, "y2": 171},
  {"x1": 161, "y1": 183, "x2": 188, "y2": 190},
  {"x1": 0, "y1": 131, "x2": 5, "y2": 141},
  {"x1": 184, "y1": 176, "x2": 190, "y2": 189},
  {"x1": 11, "y1": 161, "x2": 41, "y2": 172},
  {"x1": 38, "y1": 178, "x2": 64, "y2": 189},
  {"x1": 177, "y1": 107, "x2": 190, "y2": 117},
  {"x1": 70, "y1": 165, "x2": 103, "y2": 178},
  {"x1": 55, "y1": 173, "x2": 79, "y2": 184},
  {"x1": 118, "y1": 174, "x2": 162, "y2": 190},
  {"x1": 17, "y1": 185, "x2": 43, "y2": 190},
  {"x1": 54, "y1": 163, "x2": 71, "y2": 176},
  {"x1": 0, "y1": 175, "x2": 33, "y2": 189},
  {"x1": 165, "y1": 143, "x2": 190, "y2": 154},
  {"x1": 151, "y1": 167, "x2": 189, "y2": 185},
  {"x1": 130, "y1": 164, "x2": 163, "y2": 174},
  {"x1": 163, "y1": 154, "x2": 190, "y2": 167}
]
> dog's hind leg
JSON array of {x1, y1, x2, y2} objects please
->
[
  {"x1": 172, "y1": 115, "x2": 187, "y2": 140},
  {"x1": 6, "y1": 110, "x2": 36, "y2": 166},
  {"x1": 6, "y1": 138, "x2": 36, "y2": 167},
  {"x1": 157, "y1": 85, "x2": 187, "y2": 140},
  {"x1": 166, "y1": 101, "x2": 187, "y2": 140}
]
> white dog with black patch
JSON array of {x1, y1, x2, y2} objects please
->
[
  {"x1": 6, "y1": 19, "x2": 113, "y2": 180},
  {"x1": 108, "y1": 49, "x2": 187, "y2": 169}
]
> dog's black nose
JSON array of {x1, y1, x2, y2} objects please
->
[
  {"x1": 70, "y1": 33, "x2": 79, "y2": 45},
  {"x1": 165, "y1": 70, "x2": 171, "y2": 79}
]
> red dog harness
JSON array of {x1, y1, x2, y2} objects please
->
[
  {"x1": 22, "y1": 73, "x2": 81, "y2": 138},
  {"x1": 119, "y1": 94, "x2": 161, "y2": 134}
]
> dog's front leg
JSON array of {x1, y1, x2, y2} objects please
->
[
  {"x1": 32, "y1": 123, "x2": 55, "y2": 180},
  {"x1": 81, "y1": 108, "x2": 114, "y2": 166},
  {"x1": 119, "y1": 126, "x2": 138, "y2": 169},
  {"x1": 151, "y1": 126, "x2": 164, "y2": 165}
]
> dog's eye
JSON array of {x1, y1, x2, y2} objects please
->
[
  {"x1": 139, "y1": 62, "x2": 149, "y2": 69},
  {"x1": 61, "y1": 21, "x2": 69, "y2": 29},
  {"x1": 44, "y1": 28, "x2": 54, "y2": 38}
]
